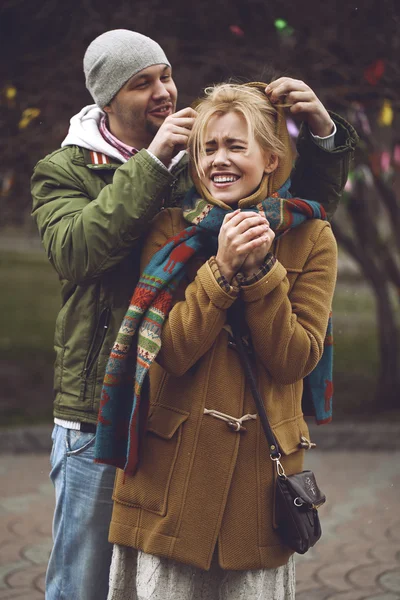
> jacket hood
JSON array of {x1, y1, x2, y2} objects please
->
[
  {"x1": 62, "y1": 104, "x2": 187, "y2": 169},
  {"x1": 61, "y1": 104, "x2": 127, "y2": 163}
]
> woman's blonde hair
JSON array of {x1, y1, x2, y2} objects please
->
[{"x1": 189, "y1": 83, "x2": 287, "y2": 179}]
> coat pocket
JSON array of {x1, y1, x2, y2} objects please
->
[{"x1": 112, "y1": 404, "x2": 190, "y2": 516}]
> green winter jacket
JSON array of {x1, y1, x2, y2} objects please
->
[{"x1": 31, "y1": 113, "x2": 358, "y2": 424}]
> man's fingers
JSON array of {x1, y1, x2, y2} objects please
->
[
  {"x1": 290, "y1": 102, "x2": 319, "y2": 115},
  {"x1": 168, "y1": 134, "x2": 192, "y2": 147},
  {"x1": 266, "y1": 77, "x2": 308, "y2": 93},
  {"x1": 164, "y1": 117, "x2": 196, "y2": 129},
  {"x1": 285, "y1": 91, "x2": 315, "y2": 106},
  {"x1": 170, "y1": 107, "x2": 198, "y2": 118},
  {"x1": 166, "y1": 124, "x2": 194, "y2": 137}
]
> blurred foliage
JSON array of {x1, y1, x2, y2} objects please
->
[
  {"x1": 0, "y1": 0, "x2": 399, "y2": 417},
  {"x1": 0, "y1": 250, "x2": 59, "y2": 425},
  {"x1": 0, "y1": 0, "x2": 399, "y2": 225}
]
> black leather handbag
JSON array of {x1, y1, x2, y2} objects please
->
[{"x1": 228, "y1": 306, "x2": 326, "y2": 554}]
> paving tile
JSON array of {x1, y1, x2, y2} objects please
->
[
  {"x1": 0, "y1": 592, "x2": 44, "y2": 600},
  {"x1": 316, "y1": 561, "x2": 360, "y2": 591},
  {"x1": 324, "y1": 592, "x2": 365, "y2": 600},
  {"x1": 379, "y1": 570, "x2": 400, "y2": 594},
  {"x1": 337, "y1": 540, "x2": 376, "y2": 563},
  {"x1": 35, "y1": 572, "x2": 45, "y2": 594},
  {"x1": 6, "y1": 564, "x2": 46, "y2": 590},
  {"x1": 35, "y1": 521, "x2": 52, "y2": 538},
  {"x1": 297, "y1": 588, "x2": 333, "y2": 600},
  {"x1": 0, "y1": 561, "x2": 27, "y2": 590},
  {"x1": 0, "y1": 590, "x2": 43, "y2": 599},
  {"x1": 296, "y1": 558, "x2": 320, "y2": 584},
  {"x1": 0, "y1": 542, "x2": 22, "y2": 564},
  {"x1": 387, "y1": 522, "x2": 400, "y2": 543},
  {"x1": 312, "y1": 540, "x2": 344, "y2": 562},
  {"x1": 347, "y1": 563, "x2": 398, "y2": 590},
  {"x1": 365, "y1": 594, "x2": 400, "y2": 600},
  {"x1": 21, "y1": 541, "x2": 51, "y2": 566},
  {"x1": 296, "y1": 580, "x2": 324, "y2": 594},
  {"x1": 362, "y1": 518, "x2": 399, "y2": 543},
  {"x1": 0, "y1": 450, "x2": 399, "y2": 598},
  {"x1": 7, "y1": 512, "x2": 52, "y2": 539},
  {"x1": 369, "y1": 542, "x2": 400, "y2": 564}
]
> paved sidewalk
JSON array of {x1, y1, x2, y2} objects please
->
[{"x1": 0, "y1": 452, "x2": 399, "y2": 599}]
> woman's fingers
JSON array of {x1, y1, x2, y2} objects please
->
[
  {"x1": 233, "y1": 223, "x2": 269, "y2": 245},
  {"x1": 237, "y1": 229, "x2": 275, "y2": 255},
  {"x1": 222, "y1": 209, "x2": 241, "y2": 223},
  {"x1": 222, "y1": 211, "x2": 268, "y2": 232},
  {"x1": 217, "y1": 210, "x2": 273, "y2": 279},
  {"x1": 220, "y1": 211, "x2": 270, "y2": 251}
]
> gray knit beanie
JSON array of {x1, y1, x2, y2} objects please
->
[{"x1": 84, "y1": 29, "x2": 171, "y2": 108}]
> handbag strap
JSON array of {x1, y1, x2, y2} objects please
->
[{"x1": 227, "y1": 303, "x2": 281, "y2": 462}]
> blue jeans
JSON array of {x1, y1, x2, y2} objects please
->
[{"x1": 46, "y1": 424, "x2": 116, "y2": 600}]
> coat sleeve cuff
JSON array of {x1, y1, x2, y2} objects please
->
[
  {"x1": 240, "y1": 260, "x2": 287, "y2": 303},
  {"x1": 197, "y1": 260, "x2": 239, "y2": 309},
  {"x1": 134, "y1": 149, "x2": 175, "y2": 180},
  {"x1": 237, "y1": 253, "x2": 277, "y2": 286},
  {"x1": 310, "y1": 121, "x2": 336, "y2": 150},
  {"x1": 297, "y1": 111, "x2": 359, "y2": 156}
]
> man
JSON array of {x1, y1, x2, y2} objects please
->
[{"x1": 31, "y1": 29, "x2": 358, "y2": 600}]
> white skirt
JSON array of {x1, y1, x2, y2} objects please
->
[{"x1": 108, "y1": 544, "x2": 295, "y2": 600}]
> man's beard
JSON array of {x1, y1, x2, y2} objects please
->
[{"x1": 145, "y1": 118, "x2": 162, "y2": 136}]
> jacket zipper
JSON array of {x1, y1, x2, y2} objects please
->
[
  {"x1": 82, "y1": 307, "x2": 111, "y2": 383},
  {"x1": 164, "y1": 158, "x2": 189, "y2": 207}
]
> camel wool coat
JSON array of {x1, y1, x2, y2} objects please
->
[{"x1": 108, "y1": 207, "x2": 337, "y2": 571}]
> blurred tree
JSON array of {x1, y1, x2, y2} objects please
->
[
  {"x1": 330, "y1": 101, "x2": 400, "y2": 411},
  {"x1": 0, "y1": 0, "x2": 399, "y2": 409}
]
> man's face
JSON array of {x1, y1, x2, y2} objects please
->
[{"x1": 104, "y1": 64, "x2": 177, "y2": 147}]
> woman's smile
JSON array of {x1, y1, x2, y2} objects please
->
[{"x1": 210, "y1": 171, "x2": 241, "y2": 187}]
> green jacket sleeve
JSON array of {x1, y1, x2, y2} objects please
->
[
  {"x1": 31, "y1": 148, "x2": 175, "y2": 284},
  {"x1": 290, "y1": 112, "x2": 359, "y2": 220}
]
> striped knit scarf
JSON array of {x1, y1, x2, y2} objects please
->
[{"x1": 94, "y1": 181, "x2": 333, "y2": 474}]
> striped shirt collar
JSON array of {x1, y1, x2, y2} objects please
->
[{"x1": 99, "y1": 114, "x2": 138, "y2": 161}]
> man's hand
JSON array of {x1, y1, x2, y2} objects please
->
[
  {"x1": 147, "y1": 107, "x2": 197, "y2": 166},
  {"x1": 265, "y1": 78, "x2": 334, "y2": 138},
  {"x1": 216, "y1": 211, "x2": 272, "y2": 282}
]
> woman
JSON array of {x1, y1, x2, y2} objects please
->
[{"x1": 100, "y1": 82, "x2": 337, "y2": 599}]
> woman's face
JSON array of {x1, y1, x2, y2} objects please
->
[{"x1": 198, "y1": 111, "x2": 277, "y2": 205}]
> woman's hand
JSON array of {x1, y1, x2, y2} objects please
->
[
  {"x1": 265, "y1": 78, "x2": 334, "y2": 138},
  {"x1": 216, "y1": 211, "x2": 271, "y2": 282},
  {"x1": 241, "y1": 220, "x2": 275, "y2": 277}
]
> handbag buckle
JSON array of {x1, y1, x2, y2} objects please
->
[{"x1": 271, "y1": 453, "x2": 287, "y2": 478}]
